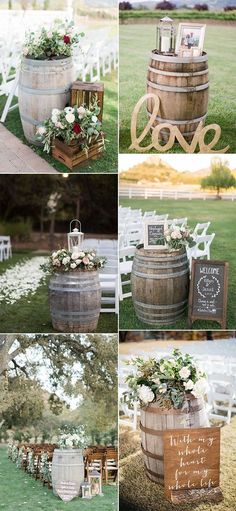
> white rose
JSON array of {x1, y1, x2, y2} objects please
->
[
  {"x1": 166, "y1": 235, "x2": 171, "y2": 242},
  {"x1": 159, "y1": 383, "x2": 167, "y2": 394},
  {"x1": 55, "y1": 121, "x2": 64, "y2": 129},
  {"x1": 138, "y1": 385, "x2": 155, "y2": 405},
  {"x1": 52, "y1": 108, "x2": 60, "y2": 117},
  {"x1": 76, "y1": 259, "x2": 82, "y2": 265},
  {"x1": 153, "y1": 377, "x2": 160, "y2": 385},
  {"x1": 192, "y1": 378, "x2": 209, "y2": 399},
  {"x1": 71, "y1": 252, "x2": 79, "y2": 260},
  {"x1": 91, "y1": 115, "x2": 98, "y2": 123},
  {"x1": 65, "y1": 112, "x2": 75, "y2": 124},
  {"x1": 52, "y1": 251, "x2": 57, "y2": 258},
  {"x1": 77, "y1": 106, "x2": 86, "y2": 118},
  {"x1": 70, "y1": 263, "x2": 76, "y2": 269},
  {"x1": 79, "y1": 251, "x2": 85, "y2": 258},
  {"x1": 37, "y1": 126, "x2": 46, "y2": 136},
  {"x1": 62, "y1": 256, "x2": 70, "y2": 265},
  {"x1": 52, "y1": 258, "x2": 60, "y2": 266},
  {"x1": 88, "y1": 254, "x2": 94, "y2": 260},
  {"x1": 184, "y1": 379, "x2": 194, "y2": 391},
  {"x1": 179, "y1": 367, "x2": 191, "y2": 380}
]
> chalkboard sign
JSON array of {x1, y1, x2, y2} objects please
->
[
  {"x1": 164, "y1": 427, "x2": 223, "y2": 504},
  {"x1": 188, "y1": 259, "x2": 228, "y2": 328},
  {"x1": 144, "y1": 220, "x2": 167, "y2": 249}
]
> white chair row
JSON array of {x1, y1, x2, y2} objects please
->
[{"x1": 0, "y1": 236, "x2": 12, "y2": 262}]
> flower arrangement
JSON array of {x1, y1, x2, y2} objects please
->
[
  {"x1": 125, "y1": 349, "x2": 208, "y2": 409},
  {"x1": 42, "y1": 248, "x2": 106, "y2": 273},
  {"x1": 37, "y1": 102, "x2": 102, "y2": 154},
  {"x1": 22, "y1": 21, "x2": 84, "y2": 60},
  {"x1": 164, "y1": 225, "x2": 194, "y2": 250},
  {"x1": 58, "y1": 425, "x2": 88, "y2": 450}
]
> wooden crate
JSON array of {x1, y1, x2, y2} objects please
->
[
  {"x1": 52, "y1": 135, "x2": 104, "y2": 171},
  {"x1": 70, "y1": 81, "x2": 104, "y2": 122}
]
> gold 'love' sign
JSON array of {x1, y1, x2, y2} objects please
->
[{"x1": 129, "y1": 93, "x2": 229, "y2": 154}]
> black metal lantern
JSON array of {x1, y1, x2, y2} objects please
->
[{"x1": 156, "y1": 16, "x2": 175, "y2": 53}]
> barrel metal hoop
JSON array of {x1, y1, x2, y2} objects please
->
[
  {"x1": 140, "y1": 422, "x2": 164, "y2": 436},
  {"x1": 133, "y1": 299, "x2": 188, "y2": 311},
  {"x1": 147, "y1": 110, "x2": 208, "y2": 126},
  {"x1": 141, "y1": 444, "x2": 163, "y2": 461},
  {"x1": 148, "y1": 65, "x2": 208, "y2": 77},
  {"x1": 147, "y1": 79, "x2": 209, "y2": 93},
  {"x1": 19, "y1": 84, "x2": 71, "y2": 95},
  {"x1": 132, "y1": 268, "x2": 189, "y2": 279},
  {"x1": 22, "y1": 56, "x2": 73, "y2": 67},
  {"x1": 145, "y1": 465, "x2": 164, "y2": 480},
  {"x1": 135, "y1": 252, "x2": 187, "y2": 262},
  {"x1": 133, "y1": 260, "x2": 188, "y2": 270},
  {"x1": 20, "y1": 113, "x2": 41, "y2": 126},
  {"x1": 49, "y1": 286, "x2": 101, "y2": 292},
  {"x1": 134, "y1": 307, "x2": 187, "y2": 321},
  {"x1": 51, "y1": 309, "x2": 100, "y2": 318},
  {"x1": 149, "y1": 52, "x2": 208, "y2": 64}
]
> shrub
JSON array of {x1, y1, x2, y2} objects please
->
[
  {"x1": 119, "y1": 1, "x2": 132, "y2": 9},
  {"x1": 194, "y1": 3, "x2": 209, "y2": 9},
  {"x1": 0, "y1": 219, "x2": 32, "y2": 241},
  {"x1": 155, "y1": 1, "x2": 176, "y2": 9},
  {"x1": 224, "y1": 5, "x2": 236, "y2": 10}
]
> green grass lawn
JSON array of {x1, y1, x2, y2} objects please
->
[
  {"x1": 0, "y1": 71, "x2": 118, "y2": 174},
  {"x1": 0, "y1": 251, "x2": 117, "y2": 333},
  {"x1": 0, "y1": 447, "x2": 117, "y2": 511},
  {"x1": 119, "y1": 23, "x2": 236, "y2": 154},
  {"x1": 119, "y1": 198, "x2": 236, "y2": 330}
]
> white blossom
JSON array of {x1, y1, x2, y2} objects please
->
[
  {"x1": 184, "y1": 379, "x2": 194, "y2": 391},
  {"x1": 0, "y1": 257, "x2": 47, "y2": 305},
  {"x1": 179, "y1": 367, "x2": 191, "y2": 380},
  {"x1": 62, "y1": 257, "x2": 70, "y2": 265},
  {"x1": 192, "y1": 378, "x2": 209, "y2": 398},
  {"x1": 65, "y1": 112, "x2": 75, "y2": 124},
  {"x1": 138, "y1": 385, "x2": 155, "y2": 404}
]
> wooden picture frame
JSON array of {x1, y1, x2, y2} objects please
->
[
  {"x1": 163, "y1": 427, "x2": 223, "y2": 504},
  {"x1": 175, "y1": 23, "x2": 206, "y2": 57},
  {"x1": 188, "y1": 259, "x2": 228, "y2": 329},
  {"x1": 144, "y1": 220, "x2": 167, "y2": 250}
]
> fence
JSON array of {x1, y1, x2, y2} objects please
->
[{"x1": 119, "y1": 187, "x2": 236, "y2": 201}]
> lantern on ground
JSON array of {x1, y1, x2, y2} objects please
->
[
  {"x1": 67, "y1": 219, "x2": 84, "y2": 255},
  {"x1": 88, "y1": 469, "x2": 103, "y2": 497},
  {"x1": 156, "y1": 17, "x2": 175, "y2": 53},
  {"x1": 81, "y1": 481, "x2": 92, "y2": 499}
]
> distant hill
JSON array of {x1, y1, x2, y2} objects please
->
[
  {"x1": 130, "y1": 0, "x2": 236, "y2": 9},
  {"x1": 120, "y1": 156, "x2": 236, "y2": 186}
]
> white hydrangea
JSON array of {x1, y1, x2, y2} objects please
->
[
  {"x1": 179, "y1": 367, "x2": 191, "y2": 380},
  {"x1": 138, "y1": 385, "x2": 155, "y2": 404}
]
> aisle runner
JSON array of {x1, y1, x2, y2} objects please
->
[{"x1": 0, "y1": 257, "x2": 47, "y2": 304}]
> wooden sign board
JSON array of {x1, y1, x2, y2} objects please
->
[
  {"x1": 55, "y1": 481, "x2": 79, "y2": 502},
  {"x1": 164, "y1": 427, "x2": 223, "y2": 504},
  {"x1": 70, "y1": 81, "x2": 104, "y2": 122},
  {"x1": 144, "y1": 220, "x2": 167, "y2": 249},
  {"x1": 188, "y1": 259, "x2": 228, "y2": 329}
]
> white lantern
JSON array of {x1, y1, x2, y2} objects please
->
[
  {"x1": 81, "y1": 481, "x2": 92, "y2": 499},
  {"x1": 156, "y1": 17, "x2": 175, "y2": 54},
  {"x1": 67, "y1": 219, "x2": 84, "y2": 255},
  {"x1": 88, "y1": 469, "x2": 103, "y2": 497}
]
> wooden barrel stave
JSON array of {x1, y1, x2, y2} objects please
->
[
  {"x1": 131, "y1": 248, "x2": 189, "y2": 326},
  {"x1": 52, "y1": 449, "x2": 84, "y2": 496},
  {"x1": 49, "y1": 271, "x2": 101, "y2": 333},
  {"x1": 141, "y1": 397, "x2": 209, "y2": 484},
  {"x1": 147, "y1": 51, "x2": 209, "y2": 141},
  {"x1": 18, "y1": 57, "x2": 74, "y2": 145}
]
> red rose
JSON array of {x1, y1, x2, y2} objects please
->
[
  {"x1": 63, "y1": 35, "x2": 71, "y2": 45},
  {"x1": 73, "y1": 123, "x2": 81, "y2": 134}
]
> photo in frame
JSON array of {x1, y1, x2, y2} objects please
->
[
  {"x1": 175, "y1": 23, "x2": 206, "y2": 57},
  {"x1": 144, "y1": 220, "x2": 167, "y2": 250}
]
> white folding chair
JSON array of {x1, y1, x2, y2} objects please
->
[
  {"x1": 187, "y1": 233, "x2": 215, "y2": 271},
  {"x1": 172, "y1": 217, "x2": 188, "y2": 229},
  {"x1": 119, "y1": 246, "x2": 135, "y2": 301},
  {"x1": 193, "y1": 222, "x2": 211, "y2": 238},
  {"x1": 207, "y1": 373, "x2": 235, "y2": 424}
]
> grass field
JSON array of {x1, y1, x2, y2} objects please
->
[
  {"x1": 0, "y1": 447, "x2": 117, "y2": 511},
  {"x1": 119, "y1": 198, "x2": 236, "y2": 330},
  {"x1": 0, "y1": 71, "x2": 118, "y2": 174},
  {"x1": 119, "y1": 417, "x2": 236, "y2": 511},
  {"x1": 119, "y1": 24, "x2": 236, "y2": 154},
  {"x1": 0, "y1": 251, "x2": 117, "y2": 333}
]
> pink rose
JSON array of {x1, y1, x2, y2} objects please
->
[{"x1": 82, "y1": 257, "x2": 90, "y2": 265}]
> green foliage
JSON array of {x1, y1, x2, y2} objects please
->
[
  {"x1": 2, "y1": 377, "x2": 44, "y2": 429},
  {"x1": 201, "y1": 158, "x2": 236, "y2": 196},
  {"x1": 24, "y1": 21, "x2": 84, "y2": 60},
  {"x1": 0, "y1": 219, "x2": 32, "y2": 241},
  {"x1": 119, "y1": 9, "x2": 236, "y2": 20}
]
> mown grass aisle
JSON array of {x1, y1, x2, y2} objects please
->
[
  {"x1": 119, "y1": 199, "x2": 236, "y2": 330},
  {"x1": 0, "y1": 251, "x2": 117, "y2": 333},
  {"x1": 0, "y1": 447, "x2": 117, "y2": 511}
]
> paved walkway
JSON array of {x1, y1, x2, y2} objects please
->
[{"x1": 0, "y1": 124, "x2": 58, "y2": 173}]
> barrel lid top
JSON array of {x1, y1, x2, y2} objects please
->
[
  {"x1": 21, "y1": 56, "x2": 73, "y2": 66},
  {"x1": 135, "y1": 244, "x2": 186, "y2": 256},
  {"x1": 150, "y1": 50, "x2": 208, "y2": 63}
]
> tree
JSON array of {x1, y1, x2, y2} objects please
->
[
  {"x1": 155, "y1": 1, "x2": 176, "y2": 9},
  {"x1": 8, "y1": 1, "x2": 13, "y2": 8},
  {"x1": 194, "y1": 3, "x2": 208, "y2": 10},
  {"x1": 201, "y1": 158, "x2": 236, "y2": 198},
  {"x1": 119, "y1": 1, "x2": 132, "y2": 9}
]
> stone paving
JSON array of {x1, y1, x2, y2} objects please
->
[{"x1": 0, "y1": 124, "x2": 58, "y2": 173}]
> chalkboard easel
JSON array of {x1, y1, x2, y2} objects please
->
[{"x1": 188, "y1": 259, "x2": 228, "y2": 329}]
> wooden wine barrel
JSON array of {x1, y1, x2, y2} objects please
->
[
  {"x1": 52, "y1": 449, "x2": 84, "y2": 496},
  {"x1": 140, "y1": 395, "x2": 209, "y2": 485},
  {"x1": 147, "y1": 51, "x2": 209, "y2": 141},
  {"x1": 18, "y1": 57, "x2": 74, "y2": 145},
  {"x1": 131, "y1": 247, "x2": 189, "y2": 326},
  {"x1": 49, "y1": 271, "x2": 101, "y2": 333}
]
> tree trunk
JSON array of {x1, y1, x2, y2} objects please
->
[
  {"x1": 8, "y1": 0, "x2": 13, "y2": 9},
  {"x1": 76, "y1": 198, "x2": 80, "y2": 220},
  {"x1": 49, "y1": 214, "x2": 55, "y2": 251},
  {"x1": 206, "y1": 331, "x2": 213, "y2": 341},
  {"x1": 40, "y1": 206, "x2": 44, "y2": 236}
]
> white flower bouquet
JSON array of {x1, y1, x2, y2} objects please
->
[
  {"x1": 42, "y1": 248, "x2": 106, "y2": 273},
  {"x1": 58, "y1": 425, "x2": 88, "y2": 450},
  {"x1": 22, "y1": 21, "x2": 84, "y2": 60},
  {"x1": 125, "y1": 349, "x2": 208, "y2": 409},
  {"x1": 37, "y1": 102, "x2": 103, "y2": 154},
  {"x1": 164, "y1": 225, "x2": 194, "y2": 251}
]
